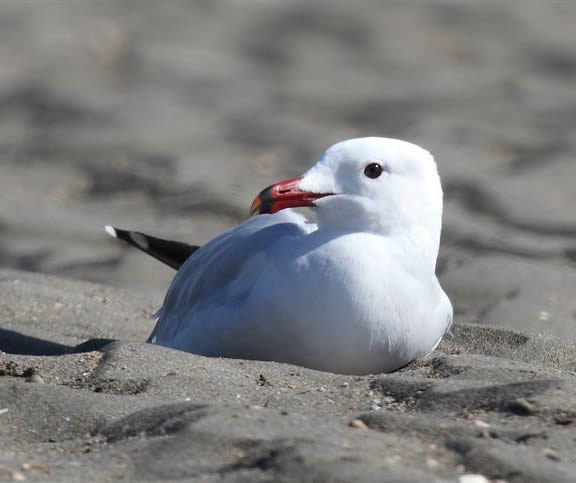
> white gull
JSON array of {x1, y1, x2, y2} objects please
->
[{"x1": 119, "y1": 137, "x2": 453, "y2": 375}]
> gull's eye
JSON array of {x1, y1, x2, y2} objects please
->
[{"x1": 364, "y1": 162, "x2": 384, "y2": 179}]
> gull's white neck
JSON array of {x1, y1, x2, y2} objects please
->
[{"x1": 313, "y1": 199, "x2": 442, "y2": 275}]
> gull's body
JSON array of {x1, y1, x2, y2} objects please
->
[{"x1": 145, "y1": 137, "x2": 452, "y2": 375}]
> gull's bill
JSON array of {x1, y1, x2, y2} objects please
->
[{"x1": 250, "y1": 176, "x2": 333, "y2": 216}]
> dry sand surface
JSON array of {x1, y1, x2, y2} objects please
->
[{"x1": 1, "y1": 2, "x2": 576, "y2": 482}]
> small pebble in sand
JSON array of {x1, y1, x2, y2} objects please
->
[
  {"x1": 349, "y1": 419, "x2": 368, "y2": 430},
  {"x1": 458, "y1": 474, "x2": 489, "y2": 483},
  {"x1": 508, "y1": 397, "x2": 537, "y2": 415},
  {"x1": 26, "y1": 374, "x2": 45, "y2": 384},
  {"x1": 542, "y1": 447, "x2": 561, "y2": 461},
  {"x1": 553, "y1": 411, "x2": 575, "y2": 425},
  {"x1": 473, "y1": 420, "x2": 490, "y2": 428},
  {"x1": 538, "y1": 311, "x2": 550, "y2": 321},
  {"x1": 21, "y1": 463, "x2": 49, "y2": 474}
]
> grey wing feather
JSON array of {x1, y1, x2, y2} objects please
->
[{"x1": 148, "y1": 211, "x2": 312, "y2": 343}]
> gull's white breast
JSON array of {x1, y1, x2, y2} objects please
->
[{"x1": 247, "y1": 231, "x2": 451, "y2": 374}]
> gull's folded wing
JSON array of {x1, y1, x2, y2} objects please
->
[{"x1": 148, "y1": 210, "x2": 313, "y2": 344}]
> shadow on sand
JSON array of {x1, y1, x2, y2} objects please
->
[{"x1": 0, "y1": 328, "x2": 114, "y2": 356}]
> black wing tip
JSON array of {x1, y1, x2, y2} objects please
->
[
  {"x1": 104, "y1": 225, "x2": 198, "y2": 270},
  {"x1": 105, "y1": 225, "x2": 150, "y2": 250}
]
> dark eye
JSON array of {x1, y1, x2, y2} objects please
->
[{"x1": 364, "y1": 162, "x2": 384, "y2": 179}]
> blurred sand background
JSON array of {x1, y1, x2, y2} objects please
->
[{"x1": 0, "y1": 1, "x2": 575, "y2": 337}]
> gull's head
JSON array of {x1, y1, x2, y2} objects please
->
[{"x1": 251, "y1": 137, "x2": 443, "y2": 235}]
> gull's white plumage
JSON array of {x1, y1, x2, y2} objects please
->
[{"x1": 150, "y1": 137, "x2": 452, "y2": 375}]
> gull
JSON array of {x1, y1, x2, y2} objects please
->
[{"x1": 107, "y1": 137, "x2": 452, "y2": 375}]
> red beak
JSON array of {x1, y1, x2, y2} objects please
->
[{"x1": 249, "y1": 177, "x2": 332, "y2": 216}]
